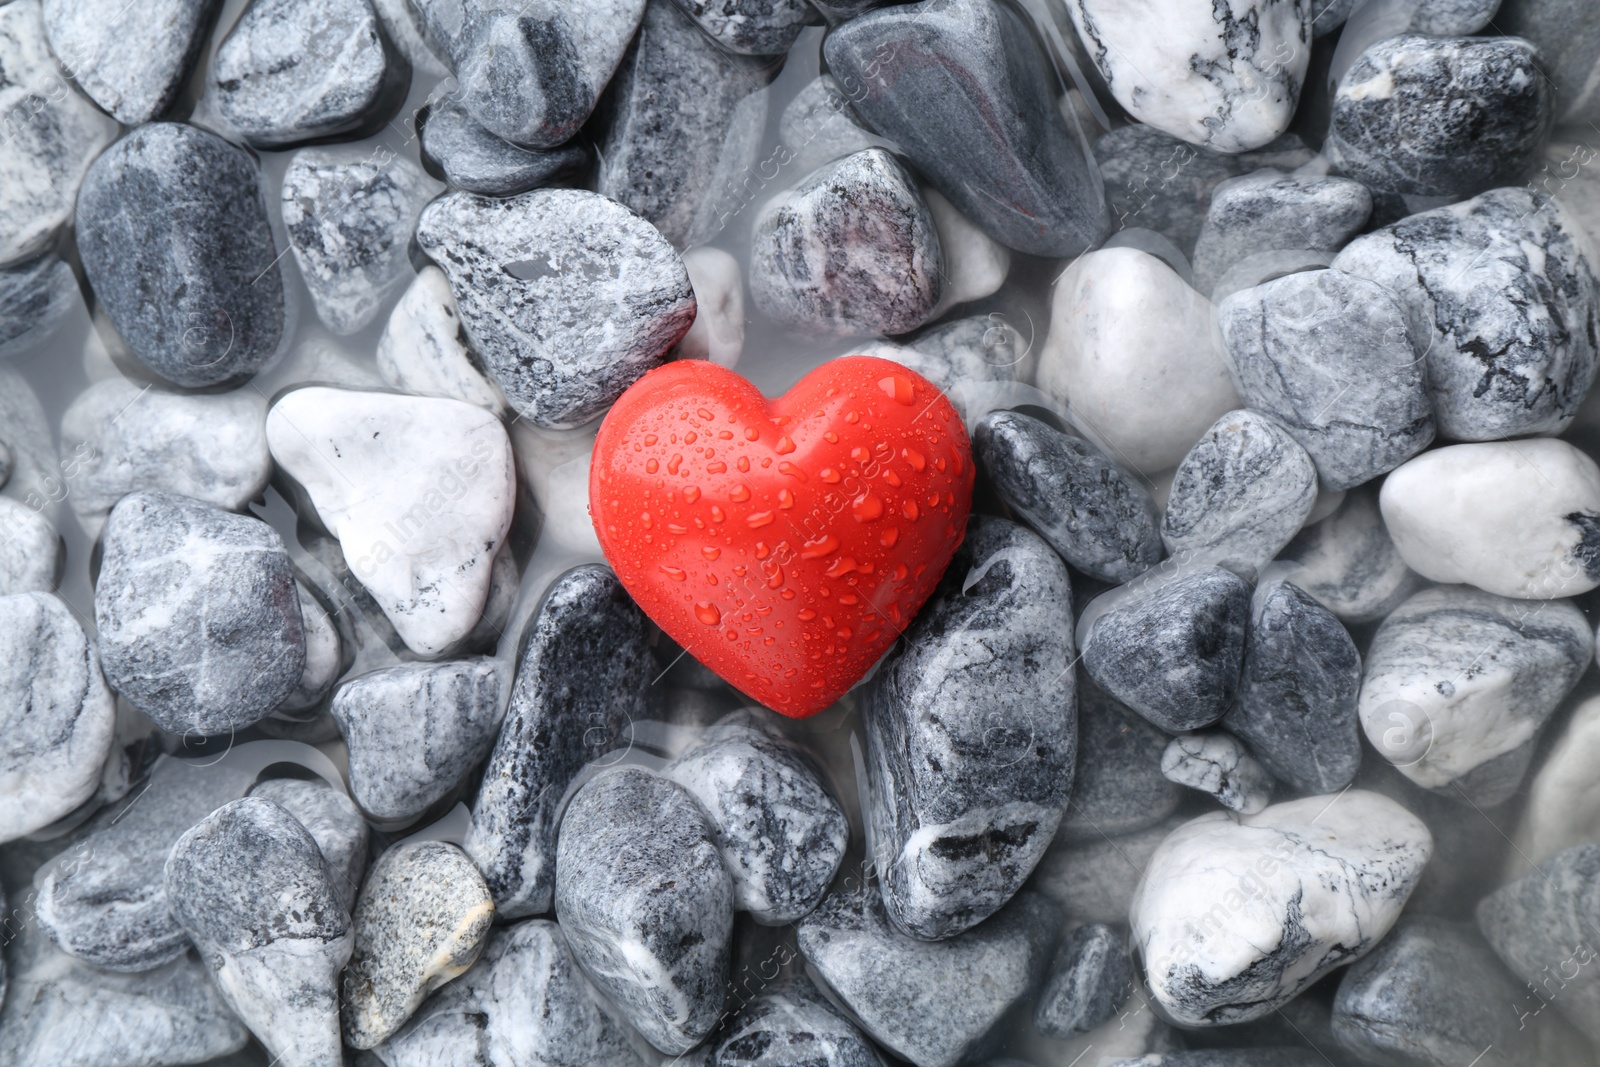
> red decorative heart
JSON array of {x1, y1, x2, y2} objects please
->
[{"x1": 590, "y1": 356, "x2": 974, "y2": 717}]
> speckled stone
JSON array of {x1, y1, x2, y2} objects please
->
[
  {"x1": 1333, "y1": 188, "x2": 1600, "y2": 442},
  {"x1": 210, "y1": 0, "x2": 409, "y2": 149},
  {"x1": 42, "y1": 0, "x2": 222, "y2": 124},
  {"x1": 1358, "y1": 586, "x2": 1591, "y2": 806},
  {"x1": 419, "y1": 97, "x2": 589, "y2": 197},
  {"x1": 750, "y1": 148, "x2": 942, "y2": 337},
  {"x1": 866, "y1": 516, "x2": 1077, "y2": 941},
  {"x1": 333, "y1": 659, "x2": 502, "y2": 823},
  {"x1": 1134, "y1": 792, "x2": 1433, "y2": 1026},
  {"x1": 75, "y1": 122, "x2": 285, "y2": 388},
  {"x1": 248, "y1": 777, "x2": 369, "y2": 913},
  {"x1": 165, "y1": 797, "x2": 353, "y2": 1067},
  {"x1": 1056, "y1": 678, "x2": 1181, "y2": 843},
  {"x1": 1032, "y1": 820, "x2": 1178, "y2": 923},
  {"x1": 798, "y1": 886, "x2": 1059, "y2": 1067},
  {"x1": 711, "y1": 980, "x2": 884, "y2": 1065},
  {"x1": 1312, "y1": 0, "x2": 1500, "y2": 36},
  {"x1": 1034, "y1": 923, "x2": 1132, "y2": 1038},
  {"x1": 1218, "y1": 269, "x2": 1433, "y2": 490},
  {"x1": 555, "y1": 767, "x2": 733, "y2": 1054},
  {"x1": 372, "y1": 0, "x2": 448, "y2": 78},
  {"x1": 1280, "y1": 486, "x2": 1416, "y2": 624},
  {"x1": 0, "y1": 254, "x2": 76, "y2": 358},
  {"x1": 1327, "y1": 36, "x2": 1548, "y2": 198},
  {"x1": 281, "y1": 148, "x2": 442, "y2": 335},
  {"x1": 377, "y1": 266, "x2": 506, "y2": 413},
  {"x1": 824, "y1": 0, "x2": 1107, "y2": 258},
  {"x1": 1081, "y1": 566, "x2": 1251, "y2": 734},
  {"x1": 466, "y1": 565, "x2": 656, "y2": 919},
  {"x1": 1192, "y1": 171, "x2": 1371, "y2": 295},
  {"x1": 670, "y1": 0, "x2": 814, "y2": 53},
  {"x1": 0, "y1": 498, "x2": 58, "y2": 593},
  {"x1": 417, "y1": 188, "x2": 695, "y2": 429},
  {"x1": 974, "y1": 410, "x2": 1162, "y2": 584},
  {"x1": 344, "y1": 841, "x2": 495, "y2": 1049},
  {"x1": 598, "y1": 0, "x2": 777, "y2": 249},
  {"x1": 374, "y1": 918, "x2": 647, "y2": 1067}
]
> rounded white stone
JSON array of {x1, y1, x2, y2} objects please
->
[
  {"x1": 0, "y1": 496, "x2": 59, "y2": 594},
  {"x1": 1510, "y1": 694, "x2": 1600, "y2": 879},
  {"x1": 674, "y1": 246, "x2": 745, "y2": 369},
  {"x1": 377, "y1": 267, "x2": 507, "y2": 414},
  {"x1": 925, "y1": 188, "x2": 1011, "y2": 316}
]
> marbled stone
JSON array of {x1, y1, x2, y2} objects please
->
[
  {"x1": 75, "y1": 122, "x2": 285, "y2": 388},
  {"x1": 0, "y1": 498, "x2": 59, "y2": 593},
  {"x1": 1357, "y1": 585, "x2": 1591, "y2": 805},
  {"x1": 165, "y1": 797, "x2": 353, "y2": 1067},
  {"x1": 0, "y1": 254, "x2": 76, "y2": 358},
  {"x1": 248, "y1": 776, "x2": 369, "y2": 913},
  {"x1": 1511, "y1": 694, "x2": 1600, "y2": 876},
  {"x1": 664, "y1": 711, "x2": 847, "y2": 925},
  {"x1": 599, "y1": 0, "x2": 776, "y2": 249},
  {"x1": 824, "y1": 0, "x2": 1108, "y2": 257},
  {"x1": 267, "y1": 387, "x2": 515, "y2": 657},
  {"x1": 94, "y1": 491, "x2": 305, "y2": 736},
  {"x1": 1223, "y1": 578, "x2": 1361, "y2": 795},
  {"x1": 377, "y1": 266, "x2": 505, "y2": 413},
  {"x1": 1032, "y1": 820, "x2": 1178, "y2": 923},
  {"x1": 1218, "y1": 269, "x2": 1433, "y2": 489},
  {"x1": 974, "y1": 410, "x2": 1162, "y2": 584},
  {"x1": 1080, "y1": 566, "x2": 1252, "y2": 733},
  {"x1": 1161, "y1": 733, "x2": 1273, "y2": 814},
  {"x1": 281, "y1": 148, "x2": 442, "y2": 335},
  {"x1": 417, "y1": 188, "x2": 695, "y2": 428},
  {"x1": 373, "y1": 0, "x2": 449, "y2": 78},
  {"x1": 711, "y1": 981, "x2": 885, "y2": 1066},
  {"x1": 555, "y1": 767, "x2": 733, "y2": 1054},
  {"x1": 750, "y1": 148, "x2": 941, "y2": 336},
  {"x1": 1380, "y1": 439, "x2": 1600, "y2": 600},
  {"x1": 676, "y1": 246, "x2": 745, "y2": 367},
  {"x1": 1034, "y1": 923, "x2": 1133, "y2": 1038},
  {"x1": 866, "y1": 516, "x2": 1076, "y2": 940},
  {"x1": 1312, "y1": 0, "x2": 1501, "y2": 35},
  {"x1": 333, "y1": 659, "x2": 502, "y2": 822},
  {"x1": 1134, "y1": 791, "x2": 1432, "y2": 1026},
  {"x1": 1057, "y1": 679, "x2": 1182, "y2": 843},
  {"x1": 466, "y1": 565, "x2": 656, "y2": 919},
  {"x1": 1326, "y1": 35, "x2": 1547, "y2": 198},
  {"x1": 671, "y1": 0, "x2": 813, "y2": 54},
  {"x1": 1333, "y1": 187, "x2": 1600, "y2": 442},
  {"x1": 60, "y1": 377, "x2": 271, "y2": 537},
  {"x1": 344, "y1": 841, "x2": 495, "y2": 1049},
  {"x1": 42, "y1": 0, "x2": 222, "y2": 124},
  {"x1": 1279, "y1": 486, "x2": 1416, "y2": 624},
  {"x1": 420, "y1": 97, "x2": 589, "y2": 197},
  {"x1": 1037, "y1": 248, "x2": 1239, "y2": 474},
  {"x1": 0, "y1": 592, "x2": 113, "y2": 842},
  {"x1": 797, "y1": 886, "x2": 1059, "y2": 1067},
  {"x1": 1496, "y1": 0, "x2": 1600, "y2": 126},
  {"x1": 1192, "y1": 171, "x2": 1371, "y2": 295},
  {"x1": 210, "y1": 0, "x2": 409, "y2": 149},
  {"x1": 1161, "y1": 410, "x2": 1319, "y2": 575},
  {"x1": 1065, "y1": 0, "x2": 1311, "y2": 153}
]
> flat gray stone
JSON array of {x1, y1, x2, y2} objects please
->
[
  {"x1": 1034, "y1": 923, "x2": 1132, "y2": 1038},
  {"x1": 0, "y1": 253, "x2": 77, "y2": 358},
  {"x1": 43, "y1": 0, "x2": 222, "y2": 124},
  {"x1": 420, "y1": 97, "x2": 589, "y2": 197},
  {"x1": 1192, "y1": 171, "x2": 1371, "y2": 295},
  {"x1": 248, "y1": 776, "x2": 370, "y2": 913}
]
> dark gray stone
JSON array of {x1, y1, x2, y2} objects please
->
[
  {"x1": 1280, "y1": 486, "x2": 1417, "y2": 624},
  {"x1": 1219, "y1": 268, "x2": 1434, "y2": 490},
  {"x1": 866, "y1": 515, "x2": 1077, "y2": 941},
  {"x1": 1057, "y1": 678, "x2": 1181, "y2": 843},
  {"x1": 417, "y1": 188, "x2": 695, "y2": 429},
  {"x1": 598, "y1": 0, "x2": 778, "y2": 248},
  {"x1": 797, "y1": 886, "x2": 1060, "y2": 1067},
  {"x1": 669, "y1": 0, "x2": 815, "y2": 54},
  {"x1": 1334, "y1": 188, "x2": 1600, "y2": 442},
  {"x1": 1031, "y1": 819, "x2": 1179, "y2": 922},
  {"x1": 465, "y1": 565, "x2": 656, "y2": 919},
  {"x1": 1312, "y1": 0, "x2": 1500, "y2": 36},
  {"x1": 0, "y1": 254, "x2": 76, "y2": 358},
  {"x1": 974, "y1": 410, "x2": 1162, "y2": 584},
  {"x1": 1496, "y1": 0, "x2": 1600, "y2": 126},
  {"x1": 248, "y1": 776, "x2": 369, "y2": 913},
  {"x1": 555, "y1": 766, "x2": 733, "y2": 1054},
  {"x1": 419, "y1": 97, "x2": 589, "y2": 197},
  {"x1": 712, "y1": 981, "x2": 885, "y2": 1066},
  {"x1": 1034, "y1": 922, "x2": 1132, "y2": 1038},
  {"x1": 333, "y1": 658, "x2": 502, "y2": 823},
  {"x1": 43, "y1": 0, "x2": 223, "y2": 124},
  {"x1": 211, "y1": 0, "x2": 410, "y2": 149},
  {"x1": 94, "y1": 491, "x2": 305, "y2": 737},
  {"x1": 1080, "y1": 566, "x2": 1251, "y2": 734},
  {"x1": 1326, "y1": 35, "x2": 1548, "y2": 198},
  {"x1": 824, "y1": 0, "x2": 1107, "y2": 258},
  {"x1": 1191, "y1": 171, "x2": 1371, "y2": 295},
  {"x1": 749, "y1": 148, "x2": 942, "y2": 336},
  {"x1": 1224, "y1": 578, "x2": 1361, "y2": 795},
  {"x1": 664, "y1": 711, "x2": 848, "y2": 925},
  {"x1": 75, "y1": 122, "x2": 286, "y2": 388}
]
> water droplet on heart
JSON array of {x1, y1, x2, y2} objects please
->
[
  {"x1": 702, "y1": 547, "x2": 720, "y2": 561},
  {"x1": 645, "y1": 459, "x2": 658, "y2": 474},
  {"x1": 819, "y1": 468, "x2": 841, "y2": 483},
  {"x1": 747, "y1": 511, "x2": 775, "y2": 528},
  {"x1": 879, "y1": 375, "x2": 915, "y2": 405},
  {"x1": 698, "y1": 407, "x2": 714, "y2": 421},
  {"x1": 798, "y1": 608, "x2": 817, "y2": 621},
  {"x1": 893, "y1": 562, "x2": 909, "y2": 580},
  {"x1": 778, "y1": 461, "x2": 806, "y2": 482},
  {"x1": 826, "y1": 557, "x2": 859, "y2": 577},
  {"x1": 667, "y1": 523, "x2": 688, "y2": 534},
  {"x1": 882, "y1": 469, "x2": 902, "y2": 487},
  {"x1": 684, "y1": 431, "x2": 698, "y2": 444},
  {"x1": 725, "y1": 629, "x2": 738, "y2": 641},
  {"x1": 660, "y1": 566, "x2": 685, "y2": 581},
  {"x1": 852, "y1": 493, "x2": 883, "y2": 521},
  {"x1": 730, "y1": 485, "x2": 751, "y2": 502},
  {"x1": 800, "y1": 535, "x2": 839, "y2": 560},
  {"x1": 667, "y1": 454, "x2": 683, "y2": 475},
  {"x1": 754, "y1": 541, "x2": 771, "y2": 560},
  {"x1": 881, "y1": 526, "x2": 900, "y2": 547},
  {"x1": 706, "y1": 460, "x2": 727, "y2": 473},
  {"x1": 778, "y1": 489, "x2": 795, "y2": 509},
  {"x1": 744, "y1": 426, "x2": 759, "y2": 441},
  {"x1": 695, "y1": 602, "x2": 722, "y2": 625},
  {"x1": 903, "y1": 447, "x2": 926, "y2": 471},
  {"x1": 927, "y1": 492, "x2": 940, "y2": 508},
  {"x1": 903, "y1": 500, "x2": 920, "y2": 520},
  {"x1": 710, "y1": 505, "x2": 726, "y2": 522},
  {"x1": 845, "y1": 411, "x2": 860, "y2": 424},
  {"x1": 683, "y1": 486, "x2": 701, "y2": 502},
  {"x1": 775, "y1": 436, "x2": 796, "y2": 454},
  {"x1": 643, "y1": 434, "x2": 658, "y2": 446},
  {"x1": 640, "y1": 511, "x2": 652, "y2": 528},
  {"x1": 737, "y1": 457, "x2": 751, "y2": 472}
]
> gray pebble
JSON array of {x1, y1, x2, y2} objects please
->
[
  {"x1": 1160, "y1": 732, "x2": 1273, "y2": 815},
  {"x1": 0, "y1": 254, "x2": 77, "y2": 358},
  {"x1": 165, "y1": 797, "x2": 353, "y2": 1067},
  {"x1": 1034, "y1": 922, "x2": 1133, "y2": 1038},
  {"x1": 420, "y1": 97, "x2": 589, "y2": 197},
  {"x1": 94, "y1": 491, "x2": 305, "y2": 737},
  {"x1": 211, "y1": 0, "x2": 409, "y2": 149},
  {"x1": 1031, "y1": 820, "x2": 1180, "y2": 923},
  {"x1": 1218, "y1": 269, "x2": 1434, "y2": 490},
  {"x1": 248, "y1": 776, "x2": 370, "y2": 912},
  {"x1": 866, "y1": 515, "x2": 1077, "y2": 940},
  {"x1": 371, "y1": 0, "x2": 448, "y2": 78},
  {"x1": 778, "y1": 75, "x2": 880, "y2": 177},
  {"x1": 664, "y1": 711, "x2": 847, "y2": 925},
  {"x1": 42, "y1": 0, "x2": 222, "y2": 124},
  {"x1": 670, "y1": 0, "x2": 814, "y2": 54},
  {"x1": 750, "y1": 148, "x2": 942, "y2": 336},
  {"x1": 797, "y1": 886, "x2": 1060, "y2": 1067},
  {"x1": 333, "y1": 658, "x2": 502, "y2": 823},
  {"x1": 0, "y1": 499, "x2": 59, "y2": 594},
  {"x1": 1057, "y1": 679, "x2": 1180, "y2": 842},
  {"x1": 555, "y1": 766, "x2": 733, "y2": 1054},
  {"x1": 417, "y1": 188, "x2": 695, "y2": 429},
  {"x1": 466, "y1": 565, "x2": 656, "y2": 919},
  {"x1": 282, "y1": 582, "x2": 341, "y2": 711},
  {"x1": 1496, "y1": 0, "x2": 1600, "y2": 125},
  {"x1": 1191, "y1": 171, "x2": 1371, "y2": 295},
  {"x1": 712, "y1": 980, "x2": 885, "y2": 1066},
  {"x1": 1333, "y1": 187, "x2": 1600, "y2": 442},
  {"x1": 1080, "y1": 566, "x2": 1252, "y2": 733},
  {"x1": 1279, "y1": 486, "x2": 1418, "y2": 624},
  {"x1": 1161, "y1": 410, "x2": 1319, "y2": 576},
  {"x1": 1312, "y1": 0, "x2": 1500, "y2": 36},
  {"x1": 1223, "y1": 578, "x2": 1361, "y2": 795},
  {"x1": 974, "y1": 410, "x2": 1162, "y2": 584},
  {"x1": 75, "y1": 122, "x2": 285, "y2": 388}
]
